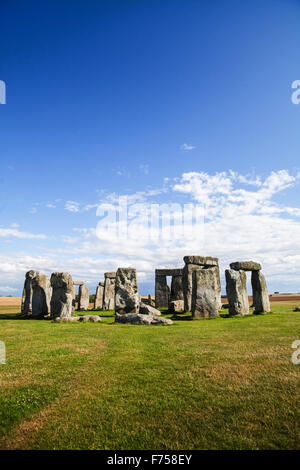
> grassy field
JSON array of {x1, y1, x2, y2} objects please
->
[{"x1": 0, "y1": 301, "x2": 299, "y2": 450}]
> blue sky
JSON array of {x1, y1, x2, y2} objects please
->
[{"x1": 0, "y1": 0, "x2": 300, "y2": 296}]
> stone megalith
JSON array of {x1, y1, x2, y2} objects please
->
[
  {"x1": 31, "y1": 272, "x2": 52, "y2": 318},
  {"x1": 103, "y1": 272, "x2": 116, "y2": 310},
  {"x1": 155, "y1": 275, "x2": 169, "y2": 308},
  {"x1": 78, "y1": 284, "x2": 90, "y2": 311},
  {"x1": 71, "y1": 285, "x2": 76, "y2": 314},
  {"x1": 170, "y1": 275, "x2": 183, "y2": 302},
  {"x1": 182, "y1": 256, "x2": 220, "y2": 312},
  {"x1": 225, "y1": 269, "x2": 249, "y2": 316},
  {"x1": 50, "y1": 272, "x2": 73, "y2": 319},
  {"x1": 94, "y1": 282, "x2": 104, "y2": 309},
  {"x1": 251, "y1": 271, "x2": 271, "y2": 313},
  {"x1": 115, "y1": 267, "x2": 139, "y2": 314},
  {"x1": 21, "y1": 287, "x2": 26, "y2": 314},
  {"x1": 230, "y1": 261, "x2": 262, "y2": 272},
  {"x1": 169, "y1": 299, "x2": 184, "y2": 313},
  {"x1": 22, "y1": 270, "x2": 37, "y2": 315},
  {"x1": 191, "y1": 267, "x2": 221, "y2": 318}
]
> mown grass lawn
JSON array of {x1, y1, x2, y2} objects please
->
[{"x1": 0, "y1": 301, "x2": 299, "y2": 450}]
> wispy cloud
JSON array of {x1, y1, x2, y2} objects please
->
[
  {"x1": 0, "y1": 228, "x2": 47, "y2": 239},
  {"x1": 65, "y1": 201, "x2": 80, "y2": 213},
  {"x1": 0, "y1": 286, "x2": 18, "y2": 293},
  {"x1": 180, "y1": 143, "x2": 196, "y2": 151}
]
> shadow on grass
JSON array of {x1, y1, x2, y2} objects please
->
[
  {"x1": 0, "y1": 313, "x2": 52, "y2": 320},
  {"x1": 169, "y1": 313, "x2": 194, "y2": 321}
]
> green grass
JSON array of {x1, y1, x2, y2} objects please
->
[{"x1": 0, "y1": 302, "x2": 300, "y2": 450}]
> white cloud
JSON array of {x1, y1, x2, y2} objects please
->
[
  {"x1": 180, "y1": 143, "x2": 196, "y2": 151},
  {"x1": 0, "y1": 286, "x2": 18, "y2": 293},
  {"x1": 1, "y1": 169, "x2": 300, "y2": 294},
  {"x1": 0, "y1": 228, "x2": 47, "y2": 239},
  {"x1": 65, "y1": 201, "x2": 80, "y2": 212}
]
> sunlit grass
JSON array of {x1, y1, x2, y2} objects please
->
[{"x1": 0, "y1": 301, "x2": 299, "y2": 449}]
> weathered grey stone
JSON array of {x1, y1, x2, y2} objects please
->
[
  {"x1": 31, "y1": 272, "x2": 52, "y2": 318},
  {"x1": 79, "y1": 315, "x2": 101, "y2": 322},
  {"x1": 251, "y1": 271, "x2": 271, "y2": 313},
  {"x1": 191, "y1": 267, "x2": 221, "y2": 318},
  {"x1": 21, "y1": 287, "x2": 26, "y2": 314},
  {"x1": 225, "y1": 269, "x2": 249, "y2": 316},
  {"x1": 139, "y1": 302, "x2": 161, "y2": 316},
  {"x1": 54, "y1": 315, "x2": 101, "y2": 323},
  {"x1": 50, "y1": 272, "x2": 74, "y2": 319},
  {"x1": 169, "y1": 300, "x2": 184, "y2": 313},
  {"x1": 155, "y1": 268, "x2": 183, "y2": 277},
  {"x1": 78, "y1": 284, "x2": 90, "y2": 311},
  {"x1": 170, "y1": 275, "x2": 183, "y2": 302},
  {"x1": 73, "y1": 280, "x2": 84, "y2": 285},
  {"x1": 182, "y1": 264, "x2": 201, "y2": 312},
  {"x1": 230, "y1": 261, "x2": 262, "y2": 271},
  {"x1": 105, "y1": 272, "x2": 116, "y2": 279},
  {"x1": 103, "y1": 272, "x2": 116, "y2": 310},
  {"x1": 94, "y1": 282, "x2": 104, "y2": 309},
  {"x1": 155, "y1": 274, "x2": 169, "y2": 308},
  {"x1": 115, "y1": 313, "x2": 173, "y2": 325},
  {"x1": 115, "y1": 268, "x2": 139, "y2": 314},
  {"x1": 183, "y1": 256, "x2": 219, "y2": 267},
  {"x1": 22, "y1": 270, "x2": 37, "y2": 315},
  {"x1": 72, "y1": 285, "x2": 76, "y2": 314},
  {"x1": 54, "y1": 316, "x2": 80, "y2": 322}
]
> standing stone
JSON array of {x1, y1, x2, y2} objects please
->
[
  {"x1": 50, "y1": 272, "x2": 73, "y2": 319},
  {"x1": 78, "y1": 284, "x2": 90, "y2": 311},
  {"x1": 22, "y1": 270, "x2": 37, "y2": 315},
  {"x1": 182, "y1": 263, "x2": 201, "y2": 312},
  {"x1": 94, "y1": 282, "x2": 104, "y2": 309},
  {"x1": 155, "y1": 274, "x2": 169, "y2": 308},
  {"x1": 191, "y1": 267, "x2": 221, "y2": 318},
  {"x1": 251, "y1": 271, "x2": 271, "y2": 313},
  {"x1": 183, "y1": 257, "x2": 221, "y2": 312},
  {"x1": 21, "y1": 287, "x2": 26, "y2": 314},
  {"x1": 72, "y1": 285, "x2": 76, "y2": 314},
  {"x1": 115, "y1": 268, "x2": 139, "y2": 314},
  {"x1": 103, "y1": 272, "x2": 116, "y2": 310},
  {"x1": 31, "y1": 272, "x2": 52, "y2": 318},
  {"x1": 225, "y1": 269, "x2": 249, "y2": 316},
  {"x1": 170, "y1": 275, "x2": 183, "y2": 302}
]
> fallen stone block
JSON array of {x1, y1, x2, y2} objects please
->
[
  {"x1": 79, "y1": 315, "x2": 101, "y2": 322},
  {"x1": 115, "y1": 313, "x2": 173, "y2": 325},
  {"x1": 169, "y1": 300, "x2": 184, "y2": 313},
  {"x1": 139, "y1": 302, "x2": 161, "y2": 315}
]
